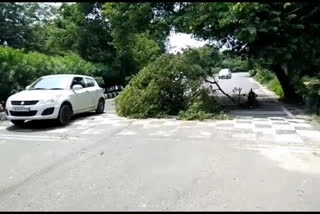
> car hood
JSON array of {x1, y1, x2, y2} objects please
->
[{"x1": 9, "y1": 90, "x2": 68, "y2": 101}]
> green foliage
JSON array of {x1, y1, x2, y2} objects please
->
[
  {"x1": 116, "y1": 54, "x2": 188, "y2": 118},
  {"x1": 131, "y1": 32, "x2": 162, "y2": 70},
  {"x1": 178, "y1": 88, "x2": 222, "y2": 120},
  {"x1": 174, "y1": 2, "x2": 320, "y2": 100},
  {"x1": 0, "y1": 3, "x2": 56, "y2": 48},
  {"x1": 253, "y1": 66, "x2": 284, "y2": 98},
  {"x1": 0, "y1": 46, "x2": 103, "y2": 101},
  {"x1": 267, "y1": 78, "x2": 284, "y2": 98},
  {"x1": 220, "y1": 54, "x2": 249, "y2": 72},
  {"x1": 298, "y1": 76, "x2": 320, "y2": 114},
  {"x1": 103, "y1": 3, "x2": 175, "y2": 77},
  {"x1": 116, "y1": 47, "x2": 222, "y2": 119},
  {"x1": 43, "y1": 3, "x2": 115, "y2": 65}
]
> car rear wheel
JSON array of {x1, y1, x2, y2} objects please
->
[
  {"x1": 11, "y1": 120, "x2": 25, "y2": 127},
  {"x1": 58, "y1": 104, "x2": 72, "y2": 126},
  {"x1": 96, "y1": 98, "x2": 105, "y2": 114}
]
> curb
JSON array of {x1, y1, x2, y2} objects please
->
[{"x1": 0, "y1": 112, "x2": 7, "y2": 121}]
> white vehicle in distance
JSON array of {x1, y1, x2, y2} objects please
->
[
  {"x1": 5, "y1": 74, "x2": 105, "y2": 126},
  {"x1": 218, "y1": 69, "x2": 232, "y2": 79}
]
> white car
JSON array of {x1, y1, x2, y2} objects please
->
[
  {"x1": 218, "y1": 69, "x2": 232, "y2": 79},
  {"x1": 5, "y1": 74, "x2": 105, "y2": 126}
]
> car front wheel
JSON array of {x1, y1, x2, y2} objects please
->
[
  {"x1": 58, "y1": 103, "x2": 72, "y2": 126},
  {"x1": 96, "y1": 98, "x2": 105, "y2": 114},
  {"x1": 11, "y1": 120, "x2": 25, "y2": 127}
]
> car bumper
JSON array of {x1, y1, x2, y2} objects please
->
[{"x1": 5, "y1": 103, "x2": 60, "y2": 121}]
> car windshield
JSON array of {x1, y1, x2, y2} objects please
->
[
  {"x1": 29, "y1": 76, "x2": 71, "y2": 90},
  {"x1": 219, "y1": 69, "x2": 230, "y2": 74}
]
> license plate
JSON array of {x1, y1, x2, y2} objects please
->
[{"x1": 13, "y1": 106, "x2": 30, "y2": 112}]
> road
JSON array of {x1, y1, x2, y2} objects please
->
[{"x1": 0, "y1": 73, "x2": 320, "y2": 211}]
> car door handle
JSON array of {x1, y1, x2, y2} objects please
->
[{"x1": 86, "y1": 91, "x2": 89, "y2": 93}]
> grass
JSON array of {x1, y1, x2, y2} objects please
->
[
  {"x1": 253, "y1": 68, "x2": 284, "y2": 98},
  {"x1": 266, "y1": 78, "x2": 284, "y2": 98}
]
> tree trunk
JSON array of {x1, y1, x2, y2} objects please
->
[{"x1": 271, "y1": 64, "x2": 301, "y2": 102}]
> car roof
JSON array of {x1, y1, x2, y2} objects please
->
[
  {"x1": 220, "y1": 69, "x2": 230, "y2": 72},
  {"x1": 41, "y1": 74, "x2": 93, "y2": 79}
]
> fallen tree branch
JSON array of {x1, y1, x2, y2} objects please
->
[{"x1": 205, "y1": 76, "x2": 236, "y2": 104}]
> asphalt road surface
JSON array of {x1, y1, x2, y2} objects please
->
[{"x1": 0, "y1": 73, "x2": 320, "y2": 211}]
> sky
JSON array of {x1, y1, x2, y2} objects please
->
[{"x1": 166, "y1": 32, "x2": 209, "y2": 54}]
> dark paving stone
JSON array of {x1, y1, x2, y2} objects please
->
[
  {"x1": 272, "y1": 121, "x2": 290, "y2": 125},
  {"x1": 150, "y1": 121, "x2": 165, "y2": 124},
  {"x1": 294, "y1": 126, "x2": 317, "y2": 131},
  {"x1": 287, "y1": 120, "x2": 307, "y2": 124},
  {"x1": 236, "y1": 120, "x2": 252, "y2": 124},
  {"x1": 234, "y1": 128, "x2": 254, "y2": 133},
  {"x1": 255, "y1": 124, "x2": 272, "y2": 128},
  {"x1": 275, "y1": 129, "x2": 296, "y2": 134},
  {"x1": 270, "y1": 118, "x2": 286, "y2": 121},
  {"x1": 216, "y1": 123, "x2": 234, "y2": 127}
]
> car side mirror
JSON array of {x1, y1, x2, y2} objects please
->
[
  {"x1": 72, "y1": 84, "x2": 83, "y2": 90},
  {"x1": 26, "y1": 85, "x2": 31, "y2": 90}
]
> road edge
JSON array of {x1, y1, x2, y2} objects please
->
[{"x1": 249, "y1": 77, "x2": 295, "y2": 119}]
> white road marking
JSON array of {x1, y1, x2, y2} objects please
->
[{"x1": 279, "y1": 104, "x2": 295, "y2": 119}]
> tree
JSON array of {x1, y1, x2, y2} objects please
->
[
  {"x1": 0, "y1": 3, "x2": 56, "y2": 48},
  {"x1": 103, "y1": 2, "x2": 176, "y2": 79},
  {"x1": 174, "y1": 2, "x2": 320, "y2": 101}
]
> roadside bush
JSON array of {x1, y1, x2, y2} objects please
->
[
  {"x1": 299, "y1": 76, "x2": 320, "y2": 115},
  {"x1": 0, "y1": 46, "x2": 108, "y2": 101},
  {"x1": 178, "y1": 88, "x2": 222, "y2": 120},
  {"x1": 267, "y1": 78, "x2": 284, "y2": 98},
  {"x1": 253, "y1": 66, "x2": 284, "y2": 98},
  {"x1": 116, "y1": 54, "x2": 189, "y2": 118},
  {"x1": 116, "y1": 47, "x2": 223, "y2": 120}
]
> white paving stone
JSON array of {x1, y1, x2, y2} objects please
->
[
  {"x1": 234, "y1": 123, "x2": 254, "y2": 130},
  {"x1": 116, "y1": 130, "x2": 137, "y2": 136},
  {"x1": 272, "y1": 124, "x2": 295, "y2": 131},
  {"x1": 47, "y1": 128, "x2": 69, "y2": 133},
  {"x1": 232, "y1": 133, "x2": 257, "y2": 141},
  {"x1": 274, "y1": 134, "x2": 303, "y2": 144}
]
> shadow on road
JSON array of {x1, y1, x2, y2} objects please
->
[{"x1": 6, "y1": 111, "x2": 104, "y2": 133}]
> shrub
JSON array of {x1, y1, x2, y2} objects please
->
[
  {"x1": 253, "y1": 66, "x2": 284, "y2": 98},
  {"x1": 267, "y1": 78, "x2": 284, "y2": 98},
  {"x1": 116, "y1": 54, "x2": 189, "y2": 118},
  {"x1": 0, "y1": 46, "x2": 109, "y2": 101},
  {"x1": 116, "y1": 47, "x2": 222, "y2": 119},
  {"x1": 178, "y1": 88, "x2": 222, "y2": 120}
]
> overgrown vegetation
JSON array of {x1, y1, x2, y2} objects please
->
[
  {"x1": 0, "y1": 46, "x2": 101, "y2": 100},
  {"x1": 1, "y1": 2, "x2": 320, "y2": 117},
  {"x1": 116, "y1": 47, "x2": 225, "y2": 120},
  {"x1": 252, "y1": 66, "x2": 284, "y2": 98}
]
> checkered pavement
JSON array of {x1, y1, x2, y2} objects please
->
[{"x1": 1, "y1": 113, "x2": 320, "y2": 144}]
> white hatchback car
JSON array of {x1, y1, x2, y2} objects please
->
[
  {"x1": 6, "y1": 74, "x2": 105, "y2": 126},
  {"x1": 218, "y1": 69, "x2": 232, "y2": 79}
]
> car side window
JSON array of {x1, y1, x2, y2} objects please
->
[
  {"x1": 85, "y1": 78, "x2": 95, "y2": 87},
  {"x1": 71, "y1": 77, "x2": 86, "y2": 89}
]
